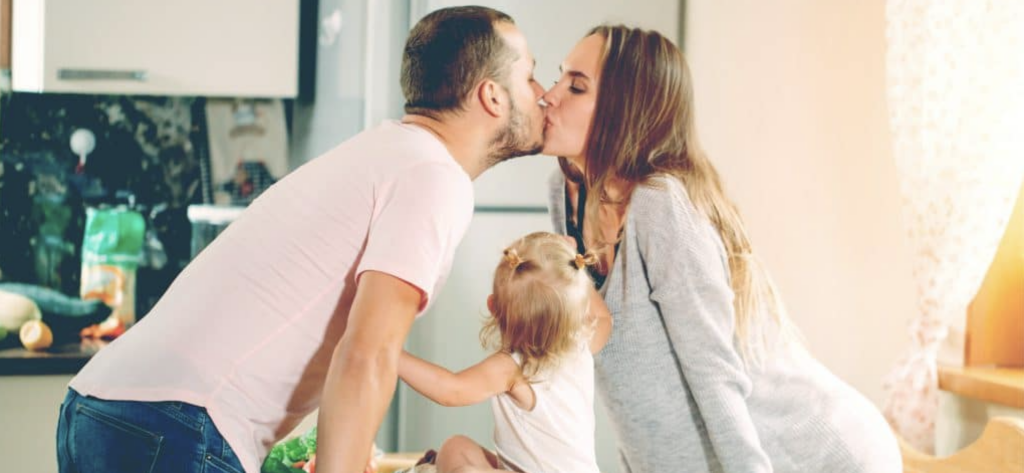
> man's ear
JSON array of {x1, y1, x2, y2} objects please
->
[{"x1": 477, "y1": 80, "x2": 504, "y2": 118}]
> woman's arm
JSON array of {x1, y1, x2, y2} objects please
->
[
  {"x1": 632, "y1": 179, "x2": 773, "y2": 473},
  {"x1": 399, "y1": 350, "x2": 520, "y2": 407}
]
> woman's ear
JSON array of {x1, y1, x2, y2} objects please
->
[
  {"x1": 487, "y1": 294, "x2": 497, "y2": 314},
  {"x1": 477, "y1": 80, "x2": 504, "y2": 118}
]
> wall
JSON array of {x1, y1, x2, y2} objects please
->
[
  {"x1": 0, "y1": 375, "x2": 74, "y2": 473},
  {"x1": 685, "y1": 0, "x2": 916, "y2": 405},
  {"x1": 289, "y1": 0, "x2": 408, "y2": 167}
]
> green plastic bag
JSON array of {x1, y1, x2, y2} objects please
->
[
  {"x1": 262, "y1": 426, "x2": 317, "y2": 472},
  {"x1": 80, "y1": 207, "x2": 145, "y2": 327}
]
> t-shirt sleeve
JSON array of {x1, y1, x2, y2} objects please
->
[{"x1": 356, "y1": 162, "x2": 472, "y2": 310}]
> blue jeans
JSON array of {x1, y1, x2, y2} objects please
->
[{"x1": 56, "y1": 388, "x2": 245, "y2": 473}]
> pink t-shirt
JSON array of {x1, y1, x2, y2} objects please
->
[{"x1": 70, "y1": 120, "x2": 474, "y2": 473}]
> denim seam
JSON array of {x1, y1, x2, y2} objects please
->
[
  {"x1": 143, "y1": 402, "x2": 204, "y2": 433},
  {"x1": 148, "y1": 437, "x2": 165, "y2": 473},
  {"x1": 56, "y1": 401, "x2": 76, "y2": 473}
]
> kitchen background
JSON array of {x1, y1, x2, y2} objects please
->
[
  {"x1": 1, "y1": 1, "x2": 1021, "y2": 473},
  {"x1": 0, "y1": 94, "x2": 203, "y2": 312}
]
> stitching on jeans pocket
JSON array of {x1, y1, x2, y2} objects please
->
[
  {"x1": 75, "y1": 403, "x2": 165, "y2": 473},
  {"x1": 76, "y1": 403, "x2": 163, "y2": 442}
]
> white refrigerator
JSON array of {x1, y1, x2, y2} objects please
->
[{"x1": 393, "y1": 2, "x2": 682, "y2": 472}]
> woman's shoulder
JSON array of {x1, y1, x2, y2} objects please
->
[
  {"x1": 547, "y1": 168, "x2": 566, "y2": 190},
  {"x1": 546, "y1": 170, "x2": 568, "y2": 223},
  {"x1": 630, "y1": 174, "x2": 697, "y2": 215}
]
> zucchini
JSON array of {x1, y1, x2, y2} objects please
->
[{"x1": 0, "y1": 283, "x2": 109, "y2": 319}]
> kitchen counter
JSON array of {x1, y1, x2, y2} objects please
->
[
  {"x1": 378, "y1": 452, "x2": 425, "y2": 473},
  {"x1": 0, "y1": 340, "x2": 105, "y2": 376}
]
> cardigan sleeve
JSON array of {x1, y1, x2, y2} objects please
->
[{"x1": 631, "y1": 178, "x2": 774, "y2": 473}]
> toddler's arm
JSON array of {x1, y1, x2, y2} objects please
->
[{"x1": 399, "y1": 350, "x2": 519, "y2": 407}]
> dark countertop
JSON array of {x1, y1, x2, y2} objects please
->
[{"x1": 0, "y1": 340, "x2": 106, "y2": 376}]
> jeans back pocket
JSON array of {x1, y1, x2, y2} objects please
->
[{"x1": 72, "y1": 403, "x2": 164, "y2": 473}]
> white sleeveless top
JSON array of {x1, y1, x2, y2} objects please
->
[{"x1": 491, "y1": 343, "x2": 600, "y2": 473}]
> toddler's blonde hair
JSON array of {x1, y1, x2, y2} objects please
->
[{"x1": 481, "y1": 232, "x2": 597, "y2": 379}]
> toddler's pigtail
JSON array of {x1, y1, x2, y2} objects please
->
[
  {"x1": 504, "y1": 248, "x2": 524, "y2": 270},
  {"x1": 572, "y1": 251, "x2": 599, "y2": 270}
]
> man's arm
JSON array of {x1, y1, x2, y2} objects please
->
[
  {"x1": 398, "y1": 351, "x2": 518, "y2": 407},
  {"x1": 316, "y1": 271, "x2": 421, "y2": 473}
]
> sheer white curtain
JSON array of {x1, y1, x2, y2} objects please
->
[{"x1": 882, "y1": 0, "x2": 1024, "y2": 451}]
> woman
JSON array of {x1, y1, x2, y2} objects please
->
[{"x1": 541, "y1": 25, "x2": 901, "y2": 473}]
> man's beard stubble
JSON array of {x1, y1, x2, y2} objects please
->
[{"x1": 486, "y1": 100, "x2": 544, "y2": 168}]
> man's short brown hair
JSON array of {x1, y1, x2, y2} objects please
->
[{"x1": 401, "y1": 6, "x2": 516, "y2": 118}]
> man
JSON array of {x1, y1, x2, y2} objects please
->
[{"x1": 56, "y1": 7, "x2": 545, "y2": 473}]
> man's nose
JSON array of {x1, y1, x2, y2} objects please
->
[{"x1": 531, "y1": 81, "x2": 546, "y2": 99}]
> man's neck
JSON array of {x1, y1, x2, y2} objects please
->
[{"x1": 401, "y1": 114, "x2": 491, "y2": 180}]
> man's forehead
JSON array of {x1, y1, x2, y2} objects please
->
[{"x1": 496, "y1": 21, "x2": 530, "y2": 60}]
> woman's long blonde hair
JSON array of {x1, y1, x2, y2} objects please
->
[
  {"x1": 481, "y1": 232, "x2": 598, "y2": 379},
  {"x1": 568, "y1": 25, "x2": 796, "y2": 364}
]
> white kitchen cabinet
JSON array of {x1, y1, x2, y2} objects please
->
[{"x1": 12, "y1": 0, "x2": 299, "y2": 97}]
